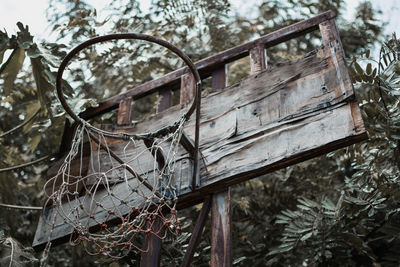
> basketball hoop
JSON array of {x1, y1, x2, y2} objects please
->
[{"x1": 43, "y1": 33, "x2": 202, "y2": 258}]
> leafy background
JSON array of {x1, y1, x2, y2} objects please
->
[{"x1": 1, "y1": 0, "x2": 399, "y2": 266}]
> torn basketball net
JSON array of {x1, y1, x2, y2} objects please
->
[{"x1": 42, "y1": 33, "x2": 201, "y2": 259}]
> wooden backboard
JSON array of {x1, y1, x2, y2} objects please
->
[{"x1": 33, "y1": 11, "x2": 367, "y2": 250}]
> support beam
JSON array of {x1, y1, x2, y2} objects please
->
[
  {"x1": 250, "y1": 44, "x2": 266, "y2": 75},
  {"x1": 181, "y1": 196, "x2": 212, "y2": 267},
  {"x1": 180, "y1": 73, "x2": 196, "y2": 105},
  {"x1": 211, "y1": 67, "x2": 226, "y2": 93},
  {"x1": 180, "y1": 72, "x2": 199, "y2": 190},
  {"x1": 117, "y1": 98, "x2": 132, "y2": 124},
  {"x1": 211, "y1": 189, "x2": 232, "y2": 267},
  {"x1": 210, "y1": 66, "x2": 232, "y2": 267},
  {"x1": 157, "y1": 88, "x2": 173, "y2": 113}
]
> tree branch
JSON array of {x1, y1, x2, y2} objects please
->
[
  {"x1": 0, "y1": 107, "x2": 41, "y2": 139},
  {"x1": 0, "y1": 48, "x2": 18, "y2": 75},
  {"x1": 0, "y1": 154, "x2": 50, "y2": 173},
  {"x1": 0, "y1": 203, "x2": 42, "y2": 210}
]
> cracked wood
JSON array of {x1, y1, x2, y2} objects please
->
[{"x1": 33, "y1": 41, "x2": 366, "y2": 250}]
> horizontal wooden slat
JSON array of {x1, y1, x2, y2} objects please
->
[
  {"x1": 79, "y1": 11, "x2": 335, "y2": 120},
  {"x1": 33, "y1": 40, "x2": 366, "y2": 250}
]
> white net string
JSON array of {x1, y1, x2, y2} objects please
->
[{"x1": 43, "y1": 115, "x2": 188, "y2": 258}]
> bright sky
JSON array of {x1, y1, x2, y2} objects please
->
[{"x1": 0, "y1": 0, "x2": 399, "y2": 43}]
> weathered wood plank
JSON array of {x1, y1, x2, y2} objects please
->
[
  {"x1": 79, "y1": 11, "x2": 335, "y2": 120},
  {"x1": 33, "y1": 41, "x2": 367, "y2": 250},
  {"x1": 250, "y1": 44, "x2": 266, "y2": 75},
  {"x1": 211, "y1": 189, "x2": 232, "y2": 267},
  {"x1": 119, "y1": 42, "x2": 352, "y2": 140},
  {"x1": 319, "y1": 18, "x2": 342, "y2": 48},
  {"x1": 157, "y1": 88, "x2": 173, "y2": 113},
  {"x1": 180, "y1": 73, "x2": 196, "y2": 105},
  {"x1": 210, "y1": 66, "x2": 232, "y2": 267},
  {"x1": 211, "y1": 67, "x2": 226, "y2": 93},
  {"x1": 117, "y1": 98, "x2": 132, "y2": 124}
]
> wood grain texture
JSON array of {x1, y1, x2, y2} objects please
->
[
  {"x1": 211, "y1": 67, "x2": 226, "y2": 93},
  {"x1": 33, "y1": 41, "x2": 367, "y2": 250},
  {"x1": 180, "y1": 73, "x2": 195, "y2": 104},
  {"x1": 211, "y1": 189, "x2": 232, "y2": 267},
  {"x1": 157, "y1": 88, "x2": 173, "y2": 113},
  {"x1": 210, "y1": 66, "x2": 232, "y2": 266},
  {"x1": 250, "y1": 45, "x2": 266, "y2": 75},
  {"x1": 319, "y1": 18, "x2": 342, "y2": 48},
  {"x1": 79, "y1": 11, "x2": 335, "y2": 120},
  {"x1": 117, "y1": 98, "x2": 132, "y2": 124}
]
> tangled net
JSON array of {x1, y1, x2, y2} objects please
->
[
  {"x1": 41, "y1": 33, "x2": 201, "y2": 259},
  {"x1": 44, "y1": 117, "x2": 187, "y2": 257}
]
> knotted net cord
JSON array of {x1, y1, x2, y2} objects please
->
[
  {"x1": 40, "y1": 33, "x2": 201, "y2": 262},
  {"x1": 43, "y1": 114, "x2": 187, "y2": 258}
]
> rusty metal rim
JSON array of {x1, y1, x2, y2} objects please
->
[{"x1": 55, "y1": 33, "x2": 202, "y2": 139}]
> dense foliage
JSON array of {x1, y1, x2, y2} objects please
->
[{"x1": 1, "y1": 0, "x2": 399, "y2": 266}]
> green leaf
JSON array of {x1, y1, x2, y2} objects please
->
[
  {"x1": 298, "y1": 197, "x2": 319, "y2": 208},
  {"x1": 345, "y1": 196, "x2": 368, "y2": 205},
  {"x1": 233, "y1": 256, "x2": 247, "y2": 264},
  {"x1": 391, "y1": 135, "x2": 400, "y2": 140},
  {"x1": 366, "y1": 63, "x2": 372, "y2": 75},
  {"x1": 0, "y1": 39, "x2": 9, "y2": 65},
  {"x1": 22, "y1": 101, "x2": 41, "y2": 134},
  {"x1": 300, "y1": 232, "x2": 312, "y2": 241},
  {"x1": 16, "y1": 22, "x2": 34, "y2": 49},
  {"x1": 368, "y1": 208, "x2": 375, "y2": 217},
  {"x1": 366, "y1": 49, "x2": 370, "y2": 58},
  {"x1": 1, "y1": 48, "x2": 26, "y2": 96},
  {"x1": 28, "y1": 134, "x2": 41, "y2": 152},
  {"x1": 372, "y1": 67, "x2": 377, "y2": 78},
  {"x1": 354, "y1": 62, "x2": 364, "y2": 75},
  {"x1": 389, "y1": 90, "x2": 400, "y2": 96},
  {"x1": 383, "y1": 53, "x2": 389, "y2": 67},
  {"x1": 30, "y1": 57, "x2": 54, "y2": 113}
]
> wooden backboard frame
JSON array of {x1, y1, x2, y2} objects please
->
[{"x1": 33, "y1": 11, "x2": 367, "y2": 264}]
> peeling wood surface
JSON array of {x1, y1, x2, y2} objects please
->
[
  {"x1": 33, "y1": 41, "x2": 367, "y2": 249},
  {"x1": 79, "y1": 11, "x2": 335, "y2": 120}
]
